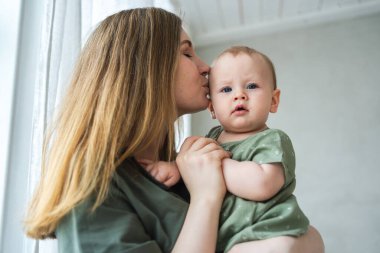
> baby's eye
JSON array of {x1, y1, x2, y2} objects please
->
[
  {"x1": 247, "y1": 83, "x2": 257, "y2": 89},
  {"x1": 221, "y1": 87, "x2": 232, "y2": 93}
]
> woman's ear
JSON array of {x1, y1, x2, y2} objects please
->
[
  {"x1": 208, "y1": 102, "x2": 216, "y2": 119},
  {"x1": 270, "y1": 89, "x2": 281, "y2": 113}
]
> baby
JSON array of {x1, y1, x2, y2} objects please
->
[{"x1": 138, "y1": 46, "x2": 309, "y2": 253}]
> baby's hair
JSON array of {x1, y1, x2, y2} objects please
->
[{"x1": 216, "y1": 46, "x2": 277, "y2": 89}]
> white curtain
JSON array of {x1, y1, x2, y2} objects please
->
[
  {"x1": 26, "y1": 0, "x2": 88, "y2": 252},
  {"x1": 26, "y1": 1, "x2": 185, "y2": 252}
]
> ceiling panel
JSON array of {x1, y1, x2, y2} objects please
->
[
  {"x1": 242, "y1": 0, "x2": 261, "y2": 25},
  {"x1": 176, "y1": 0, "x2": 380, "y2": 47},
  {"x1": 321, "y1": 0, "x2": 341, "y2": 9},
  {"x1": 297, "y1": 0, "x2": 321, "y2": 13},
  {"x1": 219, "y1": 0, "x2": 241, "y2": 27},
  {"x1": 282, "y1": 0, "x2": 302, "y2": 17},
  {"x1": 261, "y1": 0, "x2": 282, "y2": 21},
  {"x1": 339, "y1": 0, "x2": 360, "y2": 5},
  {"x1": 196, "y1": 0, "x2": 223, "y2": 32},
  {"x1": 178, "y1": 0, "x2": 204, "y2": 34}
]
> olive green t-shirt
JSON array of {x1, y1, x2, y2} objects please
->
[{"x1": 56, "y1": 158, "x2": 189, "y2": 253}]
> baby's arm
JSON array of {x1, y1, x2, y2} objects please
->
[
  {"x1": 222, "y1": 158, "x2": 285, "y2": 201},
  {"x1": 137, "y1": 159, "x2": 181, "y2": 187}
]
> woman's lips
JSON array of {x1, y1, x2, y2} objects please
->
[{"x1": 202, "y1": 84, "x2": 210, "y2": 97}]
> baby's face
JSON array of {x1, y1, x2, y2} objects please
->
[{"x1": 209, "y1": 53, "x2": 278, "y2": 134}]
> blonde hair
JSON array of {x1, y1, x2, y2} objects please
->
[
  {"x1": 215, "y1": 46, "x2": 277, "y2": 89},
  {"x1": 25, "y1": 8, "x2": 182, "y2": 239}
]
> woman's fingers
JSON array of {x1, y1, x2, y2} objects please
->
[
  {"x1": 188, "y1": 138, "x2": 219, "y2": 152},
  {"x1": 209, "y1": 148, "x2": 231, "y2": 160},
  {"x1": 178, "y1": 137, "x2": 230, "y2": 166},
  {"x1": 176, "y1": 137, "x2": 230, "y2": 201},
  {"x1": 179, "y1": 136, "x2": 202, "y2": 153},
  {"x1": 196, "y1": 142, "x2": 225, "y2": 155},
  {"x1": 180, "y1": 136, "x2": 220, "y2": 153}
]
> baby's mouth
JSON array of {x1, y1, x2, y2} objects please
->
[{"x1": 233, "y1": 105, "x2": 248, "y2": 113}]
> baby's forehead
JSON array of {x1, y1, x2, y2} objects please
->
[
  {"x1": 209, "y1": 52, "x2": 275, "y2": 88},
  {"x1": 209, "y1": 52, "x2": 270, "y2": 78},
  {"x1": 213, "y1": 52, "x2": 267, "y2": 66}
]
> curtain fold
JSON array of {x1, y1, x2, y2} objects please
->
[{"x1": 27, "y1": 0, "x2": 84, "y2": 252}]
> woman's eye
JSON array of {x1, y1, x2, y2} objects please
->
[
  {"x1": 183, "y1": 52, "x2": 193, "y2": 58},
  {"x1": 247, "y1": 83, "x2": 257, "y2": 89},
  {"x1": 221, "y1": 87, "x2": 232, "y2": 93}
]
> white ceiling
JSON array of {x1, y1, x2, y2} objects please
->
[{"x1": 175, "y1": 0, "x2": 380, "y2": 47}]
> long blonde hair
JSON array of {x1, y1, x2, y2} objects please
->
[{"x1": 25, "y1": 8, "x2": 182, "y2": 239}]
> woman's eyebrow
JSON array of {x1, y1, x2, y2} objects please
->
[{"x1": 180, "y1": 40, "x2": 192, "y2": 48}]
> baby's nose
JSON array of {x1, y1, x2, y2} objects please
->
[{"x1": 234, "y1": 92, "x2": 247, "y2": 101}]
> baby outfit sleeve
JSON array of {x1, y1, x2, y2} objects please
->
[{"x1": 245, "y1": 129, "x2": 296, "y2": 188}]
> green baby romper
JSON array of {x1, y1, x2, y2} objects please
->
[{"x1": 207, "y1": 126, "x2": 309, "y2": 253}]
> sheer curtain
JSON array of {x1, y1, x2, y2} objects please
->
[
  {"x1": 26, "y1": 1, "x2": 185, "y2": 253},
  {"x1": 26, "y1": 0, "x2": 88, "y2": 252}
]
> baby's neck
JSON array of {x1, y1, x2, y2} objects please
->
[{"x1": 218, "y1": 125, "x2": 268, "y2": 144}]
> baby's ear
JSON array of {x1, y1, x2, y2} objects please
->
[
  {"x1": 270, "y1": 89, "x2": 281, "y2": 113},
  {"x1": 208, "y1": 102, "x2": 216, "y2": 119}
]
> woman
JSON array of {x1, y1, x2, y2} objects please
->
[{"x1": 24, "y1": 8, "x2": 324, "y2": 253}]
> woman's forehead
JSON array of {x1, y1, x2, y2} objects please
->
[{"x1": 180, "y1": 30, "x2": 192, "y2": 46}]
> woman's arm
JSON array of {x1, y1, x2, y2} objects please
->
[
  {"x1": 222, "y1": 158, "x2": 285, "y2": 201},
  {"x1": 172, "y1": 136, "x2": 230, "y2": 253},
  {"x1": 173, "y1": 196, "x2": 223, "y2": 253},
  {"x1": 228, "y1": 225, "x2": 325, "y2": 253}
]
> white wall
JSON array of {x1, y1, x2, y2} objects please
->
[{"x1": 192, "y1": 13, "x2": 380, "y2": 253}]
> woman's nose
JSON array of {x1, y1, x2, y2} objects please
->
[{"x1": 198, "y1": 58, "x2": 210, "y2": 76}]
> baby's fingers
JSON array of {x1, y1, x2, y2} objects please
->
[
  {"x1": 163, "y1": 173, "x2": 181, "y2": 187},
  {"x1": 136, "y1": 158, "x2": 154, "y2": 167}
]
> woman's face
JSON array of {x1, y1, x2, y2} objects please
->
[{"x1": 175, "y1": 30, "x2": 210, "y2": 116}]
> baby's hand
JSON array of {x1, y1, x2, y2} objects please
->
[{"x1": 137, "y1": 159, "x2": 181, "y2": 187}]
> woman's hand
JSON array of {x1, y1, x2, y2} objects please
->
[
  {"x1": 176, "y1": 136, "x2": 230, "y2": 204},
  {"x1": 172, "y1": 136, "x2": 230, "y2": 253}
]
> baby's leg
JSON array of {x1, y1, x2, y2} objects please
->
[{"x1": 227, "y1": 226, "x2": 324, "y2": 253}]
